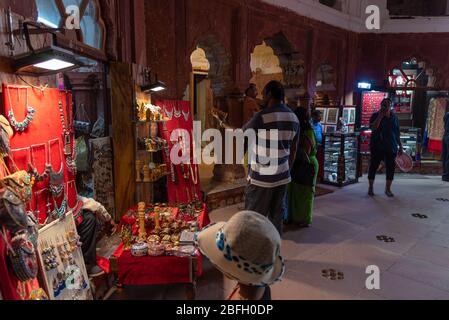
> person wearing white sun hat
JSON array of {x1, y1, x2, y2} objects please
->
[{"x1": 195, "y1": 210, "x2": 285, "y2": 300}]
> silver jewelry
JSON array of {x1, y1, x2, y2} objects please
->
[
  {"x1": 164, "y1": 107, "x2": 173, "y2": 120},
  {"x1": 182, "y1": 109, "x2": 190, "y2": 122},
  {"x1": 8, "y1": 106, "x2": 35, "y2": 132},
  {"x1": 174, "y1": 106, "x2": 181, "y2": 118}
]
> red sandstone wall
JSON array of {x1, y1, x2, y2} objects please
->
[
  {"x1": 145, "y1": 0, "x2": 358, "y2": 101},
  {"x1": 357, "y1": 33, "x2": 449, "y2": 89}
]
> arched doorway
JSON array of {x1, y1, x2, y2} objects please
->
[
  {"x1": 250, "y1": 32, "x2": 306, "y2": 107},
  {"x1": 249, "y1": 41, "x2": 284, "y2": 99}
]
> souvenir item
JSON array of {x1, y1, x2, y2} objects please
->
[
  {"x1": 131, "y1": 242, "x2": 149, "y2": 257},
  {"x1": 174, "y1": 106, "x2": 181, "y2": 118},
  {"x1": 138, "y1": 202, "x2": 147, "y2": 242},
  {"x1": 147, "y1": 234, "x2": 160, "y2": 243},
  {"x1": 8, "y1": 232, "x2": 38, "y2": 281},
  {"x1": 6, "y1": 86, "x2": 35, "y2": 133},
  {"x1": 396, "y1": 152, "x2": 413, "y2": 173},
  {"x1": 0, "y1": 115, "x2": 12, "y2": 156},
  {"x1": 148, "y1": 243, "x2": 165, "y2": 256},
  {"x1": 29, "y1": 288, "x2": 49, "y2": 300},
  {"x1": 136, "y1": 160, "x2": 142, "y2": 182},
  {"x1": 164, "y1": 106, "x2": 173, "y2": 120},
  {"x1": 0, "y1": 187, "x2": 29, "y2": 235},
  {"x1": 182, "y1": 109, "x2": 190, "y2": 122}
]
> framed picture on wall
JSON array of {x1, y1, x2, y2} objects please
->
[
  {"x1": 325, "y1": 125, "x2": 337, "y2": 134},
  {"x1": 348, "y1": 108, "x2": 356, "y2": 124},
  {"x1": 326, "y1": 108, "x2": 339, "y2": 124},
  {"x1": 342, "y1": 108, "x2": 350, "y2": 124},
  {"x1": 316, "y1": 107, "x2": 327, "y2": 122}
]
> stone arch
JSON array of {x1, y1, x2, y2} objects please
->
[
  {"x1": 387, "y1": 56, "x2": 438, "y2": 88},
  {"x1": 194, "y1": 35, "x2": 233, "y2": 97},
  {"x1": 264, "y1": 32, "x2": 305, "y2": 89}
]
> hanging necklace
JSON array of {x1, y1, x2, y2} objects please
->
[
  {"x1": 64, "y1": 92, "x2": 77, "y2": 174},
  {"x1": 190, "y1": 164, "x2": 198, "y2": 185},
  {"x1": 182, "y1": 109, "x2": 190, "y2": 122},
  {"x1": 174, "y1": 106, "x2": 182, "y2": 118},
  {"x1": 29, "y1": 144, "x2": 50, "y2": 182},
  {"x1": 48, "y1": 139, "x2": 65, "y2": 198},
  {"x1": 58, "y1": 92, "x2": 72, "y2": 156},
  {"x1": 7, "y1": 86, "x2": 35, "y2": 133},
  {"x1": 164, "y1": 106, "x2": 173, "y2": 120}
]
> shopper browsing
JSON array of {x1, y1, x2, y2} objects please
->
[
  {"x1": 195, "y1": 210, "x2": 285, "y2": 300},
  {"x1": 242, "y1": 81, "x2": 300, "y2": 235},
  {"x1": 368, "y1": 98, "x2": 404, "y2": 197}
]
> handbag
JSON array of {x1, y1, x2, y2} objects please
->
[
  {"x1": 291, "y1": 134, "x2": 316, "y2": 187},
  {"x1": 0, "y1": 187, "x2": 29, "y2": 235},
  {"x1": 4, "y1": 230, "x2": 38, "y2": 282},
  {"x1": 74, "y1": 103, "x2": 91, "y2": 134}
]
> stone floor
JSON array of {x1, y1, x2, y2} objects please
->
[{"x1": 109, "y1": 174, "x2": 449, "y2": 300}]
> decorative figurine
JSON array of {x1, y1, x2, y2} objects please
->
[
  {"x1": 138, "y1": 202, "x2": 147, "y2": 242},
  {"x1": 136, "y1": 160, "x2": 142, "y2": 182}
]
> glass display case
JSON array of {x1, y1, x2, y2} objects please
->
[
  {"x1": 323, "y1": 132, "x2": 360, "y2": 187},
  {"x1": 400, "y1": 127, "x2": 421, "y2": 161}
]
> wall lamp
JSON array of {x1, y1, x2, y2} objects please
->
[
  {"x1": 141, "y1": 68, "x2": 167, "y2": 93},
  {"x1": 5, "y1": 9, "x2": 83, "y2": 76}
]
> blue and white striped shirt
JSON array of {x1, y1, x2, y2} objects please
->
[{"x1": 243, "y1": 104, "x2": 300, "y2": 188}]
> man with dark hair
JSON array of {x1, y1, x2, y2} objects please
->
[
  {"x1": 443, "y1": 111, "x2": 449, "y2": 182},
  {"x1": 242, "y1": 80, "x2": 300, "y2": 235},
  {"x1": 368, "y1": 98, "x2": 403, "y2": 197},
  {"x1": 243, "y1": 83, "x2": 260, "y2": 124}
]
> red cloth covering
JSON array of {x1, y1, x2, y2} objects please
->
[
  {"x1": 2, "y1": 85, "x2": 77, "y2": 225},
  {"x1": 112, "y1": 243, "x2": 202, "y2": 285},
  {"x1": 154, "y1": 100, "x2": 202, "y2": 203},
  {"x1": 428, "y1": 139, "x2": 443, "y2": 153},
  {"x1": 104, "y1": 205, "x2": 209, "y2": 284}
]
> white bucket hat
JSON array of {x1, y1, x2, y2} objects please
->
[{"x1": 196, "y1": 211, "x2": 285, "y2": 287}]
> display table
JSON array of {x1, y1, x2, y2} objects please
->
[{"x1": 108, "y1": 204, "x2": 210, "y2": 299}]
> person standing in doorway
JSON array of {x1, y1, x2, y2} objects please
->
[
  {"x1": 443, "y1": 111, "x2": 449, "y2": 182},
  {"x1": 368, "y1": 98, "x2": 403, "y2": 197},
  {"x1": 243, "y1": 84, "x2": 261, "y2": 124},
  {"x1": 243, "y1": 81, "x2": 300, "y2": 235}
]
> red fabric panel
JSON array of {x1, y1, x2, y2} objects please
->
[
  {"x1": 154, "y1": 100, "x2": 202, "y2": 203},
  {"x1": 428, "y1": 139, "x2": 443, "y2": 153},
  {"x1": 2, "y1": 85, "x2": 77, "y2": 224}
]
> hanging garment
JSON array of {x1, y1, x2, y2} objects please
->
[{"x1": 427, "y1": 98, "x2": 449, "y2": 153}]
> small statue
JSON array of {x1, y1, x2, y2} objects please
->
[{"x1": 138, "y1": 202, "x2": 147, "y2": 242}]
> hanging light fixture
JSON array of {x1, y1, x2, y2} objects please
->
[
  {"x1": 141, "y1": 69, "x2": 167, "y2": 93},
  {"x1": 7, "y1": 17, "x2": 83, "y2": 76}
]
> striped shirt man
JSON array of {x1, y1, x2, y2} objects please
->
[{"x1": 243, "y1": 104, "x2": 300, "y2": 188}]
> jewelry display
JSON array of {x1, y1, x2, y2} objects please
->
[
  {"x1": 161, "y1": 121, "x2": 177, "y2": 184},
  {"x1": 174, "y1": 106, "x2": 181, "y2": 118},
  {"x1": 6, "y1": 86, "x2": 36, "y2": 133},
  {"x1": 58, "y1": 92, "x2": 72, "y2": 156},
  {"x1": 182, "y1": 109, "x2": 190, "y2": 122},
  {"x1": 164, "y1": 106, "x2": 173, "y2": 120},
  {"x1": 48, "y1": 139, "x2": 65, "y2": 198},
  {"x1": 28, "y1": 144, "x2": 50, "y2": 182}
]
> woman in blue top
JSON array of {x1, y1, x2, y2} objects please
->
[{"x1": 368, "y1": 98, "x2": 404, "y2": 197}]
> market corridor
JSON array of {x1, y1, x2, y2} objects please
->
[{"x1": 201, "y1": 175, "x2": 449, "y2": 300}]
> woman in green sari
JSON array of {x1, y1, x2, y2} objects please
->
[{"x1": 286, "y1": 108, "x2": 319, "y2": 227}]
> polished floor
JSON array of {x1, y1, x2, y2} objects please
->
[{"x1": 110, "y1": 174, "x2": 449, "y2": 300}]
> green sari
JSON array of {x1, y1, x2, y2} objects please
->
[{"x1": 287, "y1": 129, "x2": 319, "y2": 225}]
